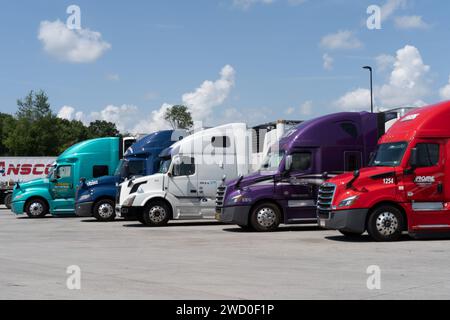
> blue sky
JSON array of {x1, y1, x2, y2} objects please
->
[{"x1": 1, "y1": 0, "x2": 450, "y2": 133}]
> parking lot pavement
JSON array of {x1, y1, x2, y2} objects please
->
[{"x1": 1, "y1": 206, "x2": 450, "y2": 300}]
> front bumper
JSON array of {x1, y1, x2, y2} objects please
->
[
  {"x1": 120, "y1": 206, "x2": 143, "y2": 220},
  {"x1": 11, "y1": 200, "x2": 25, "y2": 215},
  {"x1": 216, "y1": 205, "x2": 251, "y2": 226},
  {"x1": 318, "y1": 209, "x2": 369, "y2": 234},
  {"x1": 75, "y1": 201, "x2": 94, "y2": 217}
]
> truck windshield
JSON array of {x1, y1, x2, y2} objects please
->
[
  {"x1": 159, "y1": 158, "x2": 172, "y2": 174},
  {"x1": 115, "y1": 159, "x2": 146, "y2": 178},
  {"x1": 261, "y1": 149, "x2": 286, "y2": 172},
  {"x1": 369, "y1": 142, "x2": 408, "y2": 167}
]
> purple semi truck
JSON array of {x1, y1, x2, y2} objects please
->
[{"x1": 215, "y1": 110, "x2": 410, "y2": 232}]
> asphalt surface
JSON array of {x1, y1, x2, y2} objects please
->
[{"x1": 1, "y1": 206, "x2": 450, "y2": 300}]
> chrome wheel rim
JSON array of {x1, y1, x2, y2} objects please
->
[
  {"x1": 376, "y1": 212, "x2": 399, "y2": 236},
  {"x1": 98, "y1": 203, "x2": 114, "y2": 219},
  {"x1": 256, "y1": 207, "x2": 277, "y2": 228},
  {"x1": 29, "y1": 202, "x2": 44, "y2": 216},
  {"x1": 149, "y1": 206, "x2": 166, "y2": 223}
]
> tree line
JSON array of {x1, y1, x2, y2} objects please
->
[
  {"x1": 0, "y1": 91, "x2": 120, "y2": 156},
  {"x1": 0, "y1": 91, "x2": 194, "y2": 157}
]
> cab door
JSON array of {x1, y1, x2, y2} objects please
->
[
  {"x1": 278, "y1": 150, "x2": 317, "y2": 222},
  {"x1": 167, "y1": 156, "x2": 199, "y2": 217},
  {"x1": 50, "y1": 165, "x2": 75, "y2": 199},
  {"x1": 403, "y1": 141, "x2": 449, "y2": 229}
]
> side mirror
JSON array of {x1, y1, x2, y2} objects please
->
[
  {"x1": 285, "y1": 155, "x2": 293, "y2": 172},
  {"x1": 409, "y1": 148, "x2": 418, "y2": 168},
  {"x1": 79, "y1": 177, "x2": 87, "y2": 189},
  {"x1": 167, "y1": 172, "x2": 173, "y2": 178},
  {"x1": 120, "y1": 161, "x2": 129, "y2": 178}
]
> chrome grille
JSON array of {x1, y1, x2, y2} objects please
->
[
  {"x1": 317, "y1": 183, "x2": 336, "y2": 211},
  {"x1": 215, "y1": 186, "x2": 227, "y2": 209}
]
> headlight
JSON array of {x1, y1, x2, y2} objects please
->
[
  {"x1": 78, "y1": 194, "x2": 91, "y2": 201},
  {"x1": 123, "y1": 195, "x2": 136, "y2": 207},
  {"x1": 338, "y1": 195, "x2": 359, "y2": 208}
]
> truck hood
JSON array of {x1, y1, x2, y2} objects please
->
[
  {"x1": 86, "y1": 175, "x2": 120, "y2": 188},
  {"x1": 226, "y1": 172, "x2": 274, "y2": 190},
  {"x1": 17, "y1": 178, "x2": 49, "y2": 190},
  {"x1": 328, "y1": 166, "x2": 397, "y2": 188}
]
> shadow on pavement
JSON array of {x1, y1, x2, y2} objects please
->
[
  {"x1": 17, "y1": 215, "x2": 81, "y2": 220},
  {"x1": 123, "y1": 221, "x2": 226, "y2": 228},
  {"x1": 324, "y1": 234, "x2": 412, "y2": 243},
  {"x1": 222, "y1": 225, "x2": 323, "y2": 233}
]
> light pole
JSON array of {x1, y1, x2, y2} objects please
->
[{"x1": 363, "y1": 66, "x2": 374, "y2": 113}]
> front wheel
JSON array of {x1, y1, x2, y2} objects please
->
[
  {"x1": 4, "y1": 193, "x2": 12, "y2": 209},
  {"x1": 93, "y1": 199, "x2": 116, "y2": 222},
  {"x1": 367, "y1": 206, "x2": 404, "y2": 242},
  {"x1": 250, "y1": 203, "x2": 281, "y2": 232},
  {"x1": 142, "y1": 201, "x2": 170, "y2": 227},
  {"x1": 25, "y1": 199, "x2": 49, "y2": 218}
]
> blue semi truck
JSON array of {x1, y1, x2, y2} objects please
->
[{"x1": 75, "y1": 130, "x2": 188, "y2": 221}]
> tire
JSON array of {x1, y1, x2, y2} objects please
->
[
  {"x1": 4, "y1": 193, "x2": 12, "y2": 209},
  {"x1": 93, "y1": 199, "x2": 116, "y2": 222},
  {"x1": 367, "y1": 206, "x2": 404, "y2": 242},
  {"x1": 25, "y1": 198, "x2": 49, "y2": 218},
  {"x1": 250, "y1": 203, "x2": 281, "y2": 232},
  {"x1": 136, "y1": 213, "x2": 146, "y2": 224},
  {"x1": 339, "y1": 230, "x2": 363, "y2": 237},
  {"x1": 142, "y1": 201, "x2": 171, "y2": 227}
]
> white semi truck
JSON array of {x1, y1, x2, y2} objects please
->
[
  {"x1": 0, "y1": 157, "x2": 56, "y2": 209},
  {"x1": 116, "y1": 121, "x2": 300, "y2": 226}
]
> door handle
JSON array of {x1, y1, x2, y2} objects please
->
[
  {"x1": 190, "y1": 190, "x2": 197, "y2": 193},
  {"x1": 438, "y1": 183, "x2": 443, "y2": 194}
]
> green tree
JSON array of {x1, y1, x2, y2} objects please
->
[
  {"x1": 5, "y1": 91, "x2": 61, "y2": 156},
  {"x1": 56, "y1": 119, "x2": 90, "y2": 154},
  {"x1": 164, "y1": 105, "x2": 193, "y2": 129},
  {"x1": 0, "y1": 113, "x2": 16, "y2": 156},
  {"x1": 87, "y1": 120, "x2": 119, "y2": 138}
]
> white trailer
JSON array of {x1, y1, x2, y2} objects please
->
[{"x1": 0, "y1": 157, "x2": 56, "y2": 208}]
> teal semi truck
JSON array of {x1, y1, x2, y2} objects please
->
[{"x1": 10, "y1": 137, "x2": 133, "y2": 218}]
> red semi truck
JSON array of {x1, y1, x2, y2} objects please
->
[{"x1": 318, "y1": 101, "x2": 450, "y2": 241}]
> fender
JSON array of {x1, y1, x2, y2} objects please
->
[{"x1": 12, "y1": 188, "x2": 53, "y2": 214}]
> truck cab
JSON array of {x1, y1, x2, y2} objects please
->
[
  {"x1": 75, "y1": 130, "x2": 187, "y2": 221},
  {"x1": 11, "y1": 137, "x2": 125, "y2": 218},
  {"x1": 117, "y1": 123, "x2": 251, "y2": 226},
  {"x1": 318, "y1": 101, "x2": 450, "y2": 241},
  {"x1": 216, "y1": 111, "x2": 405, "y2": 232}
]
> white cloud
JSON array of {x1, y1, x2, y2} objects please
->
[
  {"x1": 300, "y1": 101, "x2": 313, "y2": 115},
  {"x1": 233, "y1": 0, "x2": 274, "y2": 10},
  {"x1": 395, "y1": 15, "x2": 429, "y2": 29},
  {"x1": 285, "y1": 107, "x2": 295, "y2": 115},
  {"x1": 336, "y1": 45, "x2": 431, "y2": 111},
  {"x1": 62, "y1": 65, "x2": 236, "y2": 134},
  {"x1": 320, "y1": 30, "x2": 362, "y2": 50},
  {"x1": 376, "y1": 54, "x2": 396, "y2": 72},
  {"x1": 90, "y1": 105, "x2": 139, "y2": 133},
  {"x1": 335, "y1": 88, "x2": 371, "y2": 111},
  {"x1": 378, "y1": 45, "x2": 430, "y2": 107},
  {"x1": 439, "y1": 77, "x2": 450, "y2": 100},
  {"x1": 38, "y1": 20, "x2": 111, "y2": 63},
  {"x1": 106, "y1": 73, "x2": 120, "y2": 81},
  {"x1": 323, "y1": 53, "x2": 334, "y2": 70},
  {"x1": 381, "y1": 0, "x2": 407, "y2": 21},
  {"x1": 182, "y1": 65, "x2": 235, "y2": 122},
  {"x1": 57, "y1": 106, "x2": 83, "y2": 121}
]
